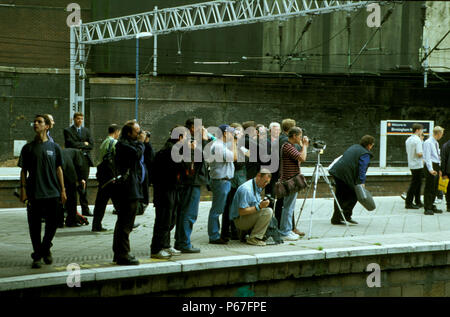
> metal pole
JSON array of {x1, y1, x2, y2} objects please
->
[
  {"x1": 380, "y1": 120, "x2": 387, "y2": 168},
  {"x1": 69, "y1": 26, "x2": 76, "y2": 126},
  {"x1": 424, "y1": 38, "x2": 429, "y2": 88},
  {"x1": 136, "y1": 36, "x2": 139, "y2": 121},
  {"x1": 153, "y1": 6, "x2": 158, "y2": 77}
]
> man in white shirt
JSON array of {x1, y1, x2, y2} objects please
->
[
  {"x1": 423, "y1": 126, "x2": 445, "y2": 215},
  {"x1": 404, "y1": 123, "x2": 424, "y2": 209}
]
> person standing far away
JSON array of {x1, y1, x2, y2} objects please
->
[
  {"x1": 44, "y1": 114, "x2": 55, "y2": 143},
  {"x1": 441, "y1": 136, "x2": 450, "y2": 213},
  {"x1": 423, "y1": 126, "x2": 445, "y2": 215},
  {"x1": 18, "y1": 114, "x2": 67, "y2": 269},
  {"x1": 404, "y1": 123, "x2": 425, "y2": 209},
  {"x1": 63, "y1": 112, "x2": 94, "y2": 216}
]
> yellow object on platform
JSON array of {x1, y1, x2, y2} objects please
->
[{"x1": 438, "y1": 177, "x2": 449, "y2": 193}]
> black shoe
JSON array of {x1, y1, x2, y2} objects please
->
[
  {"x1": 65, "y1": 222, "x2": 82, "y2": 227},
  {"x1": 414, "y1": 202, "x2": 424, "y2": 208},
  {"x1": 331, "y1": 219, "x2": 345, "y2": 225},
  {"x1": 220, "y1": 236, "x2": 230, "y2": 243},
  {"x1": 424, "y1": 209, "x2": 434, "y2": 215},
  {"x1": 433, "y1": 207, "x2": 443, "y2": 214},
  {"x1": 82, "y1": 210, "x2": 94, "y2": 217},
  {"x1": 43, "y1": 254, "x2": 53, "y2": 265},
  {"x1": 115, "y1": 255, "x2": 139, "y2": 265},
  {"x1": 31, "y1": 260, "x2": 42, "y2": 269},
  {"x1": 405, "y1": 204, "x2": 420, "y2": 209},
  {"x1": 347, "y1": 219, "x2": 358, "y2": 224},
  {"x1": 92, "y1": 226, "x2": 108, "y2": 232},
  {"x1": 57, "y1": 223, "x2": 65, "y2": 228},
  {"x1": 180, "y1": 247, "x2": 201, "y2": 253},
  {"x1": 209, "y1": 238, "x2": 228, "y2": 245}
]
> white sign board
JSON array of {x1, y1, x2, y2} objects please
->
[{"x1": 380, "y1": 120, "x2": 434, "y2": 168}]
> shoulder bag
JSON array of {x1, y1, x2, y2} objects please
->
[{"x1": 274, "y1": 143, "x2": 307, "y2": 199}]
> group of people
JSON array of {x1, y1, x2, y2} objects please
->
[
  {"x1": 404, "y1": 124, "x2": 449, "y2": 214},
  {"x1": 23, "y1": 112, "x2": 448, "y2": 269}
]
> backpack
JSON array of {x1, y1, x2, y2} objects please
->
[
  {"x1": 96, "y1": 139, "x2": 117, "y2": 186},
  {"x1": 263, "y1": 217, "x2": 284, "y2": 245}
]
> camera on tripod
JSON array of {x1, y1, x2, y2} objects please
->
[{"x1": 301, "y1": 128, "x2": 326, "y2": 151}]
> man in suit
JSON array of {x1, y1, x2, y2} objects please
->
[
  {"x1": 63, "y1": 112, "x2": 94, "y2": 216},
  {"x1": 61, "y1": 148, "x2": 86, "y2": 227}
]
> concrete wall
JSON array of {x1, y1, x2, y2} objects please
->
[
  {"x1": 423, "y1": 1, "x2": 450, "y2": 73},
  {"x1": 0, "y1": 69, "x2": 86, "y2": 163},
  {"x1": 91, "y1": 0, "x2": 263, "y2": 75},
  {"x1": 4, "y1": 250, "x2": 450, "y2": 297},
  {"x1": 0, "y1": 0, "x2": 92, "y2": 68},
  {"x1": 88, "y1": 74, "x2": 450, "y2": 166},
  {"x1": 263, "y1": 1, "x2": 425, "y2": 74}
]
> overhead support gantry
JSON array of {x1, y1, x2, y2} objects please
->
[{"x1": 69, "y1": 0, "x2": 385, "y2": 123}]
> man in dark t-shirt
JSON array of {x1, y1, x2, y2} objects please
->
[{"x1": 18, "y1": 114, "x2": 67, "y2": 269}]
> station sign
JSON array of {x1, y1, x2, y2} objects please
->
[{"x1": 386, "y1": 120, "x2": 432, "y2": 135}]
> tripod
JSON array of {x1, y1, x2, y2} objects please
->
[{"x1": 295, "y1": 147, "x2": 350, "y2": 239}]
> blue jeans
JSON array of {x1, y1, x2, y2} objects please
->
[
  {"x1": 208, "y1": 179, "x2": 231, "y2": 241},
  {"x1": 175, "y1": 186, "x2": 201, "y2": 250},
  {"x1": 280, "y1": 191, "x2": 298, "y2": 236}
]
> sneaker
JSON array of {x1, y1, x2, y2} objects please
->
[
  {"x1": 246, "y1": 237, "x2": 266, "y2": 246},
  {"x1": 282, "y1": 232, "x2": 300, "y2": 241},
  {"x1": 164, "y1": 247, "x2": 181, "y2": 256},
  {"x1": 151, "y1": 250, "x2": 172, "y2": 260},
  {"x1": 435, "y1": 198, "x2": 443, "y2": 204},
  {"x1": 179, "y1": 246, "x2": 201, "y2": 254}
]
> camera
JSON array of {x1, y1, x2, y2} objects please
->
[
  {"x1": 312, "y1": 140, "x2": 326, "y2": 150},
  {"x1": 145, "y1": 131, "x2": 151, "y2": 138},
  {"x1": 263, "y1": 194, "x2": 275, "y2": 206}
]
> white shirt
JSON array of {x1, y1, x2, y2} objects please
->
[
  {"x1": 423, "y1": 136, "x2": 441, "y2": 171},
  {"x1": 405, "y1": 134, "x2": 423, "y2": 170}
]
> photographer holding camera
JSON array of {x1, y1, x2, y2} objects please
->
[
  {"x1": 111, "y1": 120, "x2": 147, "y2": 265},
  {"x1": 229, "y1": 168, "x2": 273, "y2": 246}
]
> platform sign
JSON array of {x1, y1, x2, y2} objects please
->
[
  {"x1": 386, "y1": 121, "x2": 432, "y2": 135},
  {"x1": 380, "y1": 120, "x2": 434, "y2": 168}
]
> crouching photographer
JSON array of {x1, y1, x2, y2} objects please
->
[{"x1": 229, "y1": 168, "x2": 273, "y2": 246}]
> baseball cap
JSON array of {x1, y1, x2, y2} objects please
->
[{"x1": 218, "y1": 124, "x2": 235, "y2": 134}]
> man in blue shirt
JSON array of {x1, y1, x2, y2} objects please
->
[
  {"x1": 230, "y1": 169, "x2": 273, "y2": 246},
  {"x1": 423, "y1": 126, "x2": 445, "y2": 215}
]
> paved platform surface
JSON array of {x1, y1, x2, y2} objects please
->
[
  {"x1": 0, "y1": 166, "x2": 412, "y2": 180},
  {"x1": 0, "y1": 195, "x2": 449, "y2": 280}
]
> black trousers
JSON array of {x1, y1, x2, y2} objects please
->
[
  {"x1": 424, "y1": 163, "x2": 440, "y2": 211},
  {"x1": 112, "y1": 199, "x2": 138, "y2": 259},
  {"x1": 406, "y1": 168, "x2": 423, "y2": 206},
  {"x1": 446, "y1": 182, "x2": 450, "y2": 209},
  {"x1": 221, "y1": 187, "x2": 238, "y2": 239},
  {"x1": 27, "y1": 198, "x2": 59, "y2": 260},
  {"x1": 77, "y1": 155, "x2": 90, "y2": 212},
  {"x1": 151, "y1": 187, "x2": 180, "y2": 254},
  {"x1": 332, "y1": 177, "x2": 357, "y2": 221},
  {"x1": 64, "y1": 181, "x2": 78, "y2": 225},
  {"x1": 92, "y1": 183, "x2": 118, "y2": 229}
]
